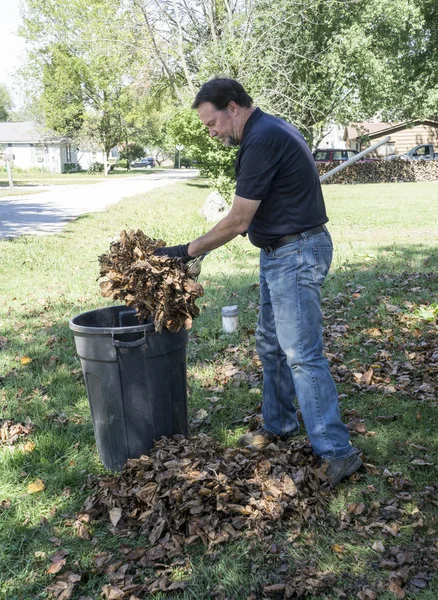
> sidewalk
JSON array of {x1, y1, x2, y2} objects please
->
[{"x1": 0, "y1": 170, "x2": 199, "y2": 239}]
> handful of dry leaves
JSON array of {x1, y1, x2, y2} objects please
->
[{"x1": 98, "y1": 230, "x2": 204, "y2": 332}]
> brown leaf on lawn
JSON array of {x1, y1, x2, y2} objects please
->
[
  {"x1": 0, "y1": 419, "x2": 33, "y2": 445},
  {"x1": 47, "y1": 558, "x2": 66, "y2": 574},
  {"x1": 331, "y1": 544, "x2": 345, "y2": 554},
  {"x1": 109, "y1": 507, "x2": 123, "y2": 527},
  {"x1": 263, "y1": 583, "x2": 286, "y2": 594},
  {"x1": 101, "y1": 584, "x2": 125, "y2": 599},
  {"x1": 20, "y1": 356, "x2": 32, "y2": 365},
  {"x1": 28, "y1": 479, "x2": 45, "y2": 494},
  {"x1": 23, "y1": 441, "x2": 36, "y2": 452},
  {"x1": 357, "y1": 589, "x2": 377, "y2": 600},
  {"x1": 75, "y1": 521, "x2": 92, "y2": 540},
  {"x1": 361, "y1": 368, "x2": 374, "y2": 386},
  {"x1": 388, "y1": 574, "x2": 406, "y2": 599},
  {"x1": 347, "y1": 419, "x2": 368, "y2": 435},
  {"x1": 46, "y1": 572, "x2": 81, "y2": 600},
  {"x1": 347, "y1": 502, "x2": 366, "y2": 515}
]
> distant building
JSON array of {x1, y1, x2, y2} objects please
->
[
  {"x1": 0, "y1": 121, "x2": 77, "y2": 173},
  {"x1": 344, "y1": 120, "x2": 438, "y2": 156},
  {"x1": 317, "y1": 124, "x2": 346, "y2": 149},
  {"x1": 0, "y1": 121, "x2": 119, "y2": 172}
]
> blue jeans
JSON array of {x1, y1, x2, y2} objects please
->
[{"x1": 255, "y1": 228, "x2": 354, "y2": 460}]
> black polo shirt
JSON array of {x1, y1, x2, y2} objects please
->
[{"x1": 235, "y1": 108, "x2": 328, "y2": 248}]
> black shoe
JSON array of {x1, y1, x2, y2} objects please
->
[{"x1": 326, "y1": 453, "x2": 363, "y2": 488}]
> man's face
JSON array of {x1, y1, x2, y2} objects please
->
[{"x1": 197, "y1": 102, "x2": 240, "y2": 147}]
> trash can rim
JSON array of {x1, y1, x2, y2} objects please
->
[{"x1": 69, "y1": 305, "x2": 155, "y2": 335}]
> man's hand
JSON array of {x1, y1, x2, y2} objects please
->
[{"x1": 154, "y1": 243, "x2": 191, "y2": 263}]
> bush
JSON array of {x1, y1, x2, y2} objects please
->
[
  {"x1": 116, "y1": 159, "x2": 128, "y2": 169},
  {"x1": 63, "y1": 163, "x2": 79, "y2": 173},
  {"x1": 88, "y1": 161, "x2": 104, "y2": 174}
]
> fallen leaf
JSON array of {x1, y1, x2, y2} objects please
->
[
  {"x1": 47, "y1": 558, "x2": 66, "y2": 574},
  {"x1": 109, "y1": 507, "x2": 123, "y2": 527},
  {"x1": 28, "y1": 479, "x2": 45, "y2": 494},
  {"x1": 331, "y1": 544, "x2": 344, "y2": 554},
  {"x1": 347, "y1": 502, "x2": 366, "y2": 515},
  {"x1": 20, "y1": 356, "x2": 32, "y2": 365}
]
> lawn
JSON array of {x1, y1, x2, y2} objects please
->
[
  {"x1": 0, "y1": 180, "x2": 437, "y2": 599},
  {"x1": 0, "y1": 166, "x2": 191, "y2": 192}
]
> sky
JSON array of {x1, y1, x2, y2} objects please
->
[{"x1": 0, "y1": 0, "x2": 27, "y2": 106}]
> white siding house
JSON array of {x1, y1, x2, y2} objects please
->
[
  {"x1": 0, "y1": 122, "x2": 77, "y2": 173},
  {"x1": 77, "y1": 146, "x2": 119, "y2": 170}
]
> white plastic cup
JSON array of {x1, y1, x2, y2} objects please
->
[{"x1": 221, "y1": 305, "x2": 239, "y2": 333}]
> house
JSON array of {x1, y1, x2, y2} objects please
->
[
  {"x1": 0, "y1": 121, "x2": 77, "y2": 173},
  {"x1": 77, "y1": 145, "x2": 119, "y2": 171},
  {"x1": 344, "y1": 120, "x2": 438, "y2": 156},
  {"x1": 0, "y1": 121, "x2": 119, "y2": 173},
  {"x1": 317, "y1": 123, "x2": 346, "y2": 149}
]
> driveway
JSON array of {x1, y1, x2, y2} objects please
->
[{"x1": 0, "y1": 170, "x2": 199, "y2": 239}]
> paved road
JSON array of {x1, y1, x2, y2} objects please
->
[{"x1": 0, "y1": 170, "x2": 199, "y2": 239}]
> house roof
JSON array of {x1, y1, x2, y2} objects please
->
[
  {"x1": 346, "y1": 120, "x2": 438, "y2": 141},
  {"x1": 0, "y1": 122, "x2": 67, "y2": 144},
  {"x1": 345, "y1": 122, "x2": 392, "y2": 141}
]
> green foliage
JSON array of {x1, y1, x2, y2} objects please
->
[
  {"x1": 63, "y1": 163, "x2": 80, "y2": 173},
  {"x1": 88, "y1": 161, "x2": 104, "y2": 173},
  {"x1": 0, "y1": 84, "x2": 13, "y2": 121},
  {"x1": 20, "y1": 0, "x2": 145, "y2": 156},
  {"x1": 116, "y1": 158, "x2": 128, "y2": 169},
  {"x1": 168, "y1": 107, "x2": 237, "y2": 202},
  {"x1": 118, "y1": 142, "x2": 144, "y2": 169}
]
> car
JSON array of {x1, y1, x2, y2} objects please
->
[
  {"x1": 131, "y1": 157, "x2": 155, "y2": 168},
  {"x1": 312, "y1": 148, "x2": 379, "y2": 163},
  {"x1": 384, "y1": 143, "x2": 438, "y2": 161},
  {"x1": 313, "y1": 148, "x2": 359, "y2": 163}
]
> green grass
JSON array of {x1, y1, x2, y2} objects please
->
[
  {"x1": 0, "y1": 165, "x2": 188, "y2": 190},
  {"x1": 0, "y1": 180, "x2": 438, "y2": 599}
]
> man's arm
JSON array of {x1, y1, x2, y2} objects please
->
[{"x1": 187, "y1": 194, "x2": 261, "y2": 256}]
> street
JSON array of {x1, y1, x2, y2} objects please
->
[{"x1": 0, "y1": 170, "x2": 199, "y2": 239}]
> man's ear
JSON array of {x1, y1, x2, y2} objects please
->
[{"x1": 228, "y1": 100, "x2": 238, "y2": 113}]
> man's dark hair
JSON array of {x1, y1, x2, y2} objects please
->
[{"x1": 192, "y1": 78, "x2": 253, "y2": 110}]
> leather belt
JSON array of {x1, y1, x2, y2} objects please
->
[{"x1": 263, "y1": 225, "x2": 327, "y2": 253}]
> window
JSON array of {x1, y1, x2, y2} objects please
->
[
  {"x1": 66, "y1": 144, "x2": 72, "y2": 163},
  {"x1": 92, "y1": 151, "x2": 97, "y2": 161},
  {"x1": 36, "y1": 146, "x2": 44, "y2": 162},
  {"x1": 314, "y1": 151, "x2": 329, "y2": 161}
]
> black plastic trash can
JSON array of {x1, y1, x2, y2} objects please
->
[{"x1": 69, "y1": 305, "x2": 188, "y2": 471}]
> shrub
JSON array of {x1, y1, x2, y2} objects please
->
[
  {"x1": 88, "y1": 161, "x2": 104, "y2": 174},
  {"x1": 63, "y1": 163, "x2": 79, "y2": 173}
]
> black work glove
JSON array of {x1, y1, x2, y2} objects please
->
[{"x1": 154, "y1": 243, "x2": 191, "y2": 263}]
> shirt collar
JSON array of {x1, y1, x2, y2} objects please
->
[{"x1": 240, "y1": 107, "x2": 263, "y2": 145}]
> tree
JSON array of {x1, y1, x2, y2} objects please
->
[
  {"x1": 20, "y1": 0, "x2": 147, "y2": 173},
  {"x1": 0, "y1": 84, "x2": 13, "y2": 121},
  {"x1": 118, "y1": 142, "x2": 144, "y2": 169}
]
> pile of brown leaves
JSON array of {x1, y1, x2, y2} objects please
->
[
  {"x1": 0, "y1": 419, "x2": 33, "y2": 445},
  {"x1": 84, "y1": 434, "x2": 326, "y2": 552},
  {"x1": 98, "y1": 230, "x2": 204, "y2": 332}
]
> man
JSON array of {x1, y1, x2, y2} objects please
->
[{"x1": 155, "y1": 78, "x2": 362, "y2": 488}]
